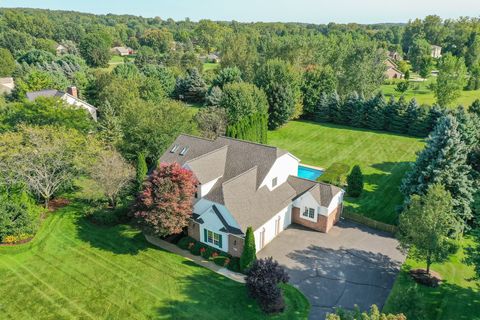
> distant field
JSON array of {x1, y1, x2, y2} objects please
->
[
  {"x1": 268, "y1": 121, "x2": 425, "y2": 224},
  {"x1": 380, "y1": 77, "x2": 480, "y2": 107},
  {"x1": 203, "y1": 62, "x2": 220, "y2": 72},
  {"x1": 384, "y1": 237, "x2": 480, "y2": 319}
]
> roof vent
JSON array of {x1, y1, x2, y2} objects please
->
[
  {"x1": 179, "y1": 146, "x2": 189, "y2": 156},
  {"x1": 170, "y1": 145, "x2": 179, "y2": 153}
]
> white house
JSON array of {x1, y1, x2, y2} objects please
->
[
  {"x1": 431, "y1": 45, "x2": 442, "y2": 58},
  {"x1": 26, "y1": 86, "x2": 97, "y2": 121},
  {"x1": 159, "y1": 134, "x2": 344, "y2": 257},
  {"x1": 0, "y1": 77, "x2": 14, "y2": 95}
]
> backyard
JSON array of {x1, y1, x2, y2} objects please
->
[
  {"x1": 383, "y1": 237, "x2": 480, "y2": 319},
  {"x1": 268, "y1": 121, "x2": 425, "y2": 225},
  {"x1": 380, "y1": 77, "x2": 480, "y2": 107},
  {"x1": 0, "y1": 194, "x2": 309, "y2": 319}
]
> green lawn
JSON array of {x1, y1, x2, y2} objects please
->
[
  {"x1": 203, "y1": 62, "x2": 220, "y2": 72},
  {"x1": 0, "y1": 201, "x2": 309, "y2": 319},
  {"x1": 268, "y1": 121, "x2": 425, "y2": 224},
  {"x1": 383, "y1": 237, "x2": 480, "y2": 319},
  {"x1": 380, "y1": 77, "x2": 480, "y2": 107}
]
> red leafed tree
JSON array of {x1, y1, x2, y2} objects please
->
[{"x1": 134, "y1": 162, "x2": 198, "y2": 236}]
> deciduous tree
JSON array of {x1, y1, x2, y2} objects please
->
[
  {"x1": 134, "y1": 163, "x2": 198, "y2": 237},
  {"x1": 435, "y1": 53, "x2": 468, "y2": 106}
]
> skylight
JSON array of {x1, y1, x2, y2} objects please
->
[
  {"x1": 170, "y1": 145, "x2": 179, "y2": 153},
  {"x1": 179, "y1": 146, "x2": 189, "y2": 156}
]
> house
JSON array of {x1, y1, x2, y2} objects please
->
[
  {"x1": 388, "y1": 51, "x2": 402, "y2": 61},
  {"x1": 26, "y1": 86, "x2": 97, "y2": 121},
  {"x1": 431, "y1": 45, "x2": 442, "y2": 58},
  {"x1": 200, "y1": 53, "x2": 221, "y2": 63},
  {"x1": 0, "y1": 77, "x2": 15, "y2": 95},
  {"x1": 385, "y1": 59, "x2": 404, "y2": 79},
  {"x1": 56, "y1": 44, "x2": 68, "y2": 56},
  {"x1": 111, "y1": 46, "x2": 133, "y2": 56},
  {"x1": 159, "y1": 134, "x2": 344, "y2": 257}
]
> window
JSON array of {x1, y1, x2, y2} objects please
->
[
  {"x1": 303, "y1": 207, "x2": 315, "y2": 219},
  {"x1": 179, "y1": 146, "x2": 189, "y2": 156},
  {"x1": 204, "y1": 229, "x2": 223, "y2": 248},
  {"x1": 272, "y1": 177, "x2": 278, "y2": 188},
  {"x1": 170, "y1": 145, "x2": 179, "y2": 153}
]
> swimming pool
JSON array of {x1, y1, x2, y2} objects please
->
[{"x1": 297, "y1": 165, "x2": 324, "y2": 181}]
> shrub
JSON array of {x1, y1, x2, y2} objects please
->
[
  {"x1": 318, "y1": 163, "x2": 350, "y2": 186},
  {"x1": 89, "y1": 210, "x2": 121, "y2": 226},
  {"x1": 177, "y1": 236, "x2": 196, "y2": 250},
  {"x1": 240, "y1": 227, "x2": 257, "y2": 272},
  {"x1": 227, "y1": 257, "x2": 241, "y2": 273},
  {"x1": 346, "y1": 165, "x2": 364, "y2": 197},
  {"x1": 245, "y1": 257, "x2": 290, "y2": 314},
  {"x1": 213, "y1": 255, "x2": 230, "y2": 267},
  {"x1": 2, "y1": 235, "x2": 17, "y2": 244},
  {"x1": 190, "y1": 242, "x2": 203, "y2": 256}
]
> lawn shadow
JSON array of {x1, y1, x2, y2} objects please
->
[
  {"x1": 344, "y1": 161, "x2": 413, "y2": 225},
  {"x1": 73, "y1": 203, "x2": 151, "y2": 255}
]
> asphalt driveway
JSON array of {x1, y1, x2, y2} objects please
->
[{"x1": 257, "y1": 219, "x2": 405, "y2": 320}]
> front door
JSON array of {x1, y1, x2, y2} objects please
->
[{"x1": 275, "y1": 216, "x2": 281, "y2": 236}]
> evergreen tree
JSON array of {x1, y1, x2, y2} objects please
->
[
  {"x1": 350, "y1": 94, "x2": 366, "y2": 128},
  {"x1": 341, "y1": 91, "x2": 360, "y2": 126},
  {"x1": 389, "y1": 96, "x2": 409, "y2": 133},
  {"x1": 175, "y1": 67, "x2": 207, "y2": 103},
  {"x1": 241, "y1": 226, "x2": 257, "y2": 272},
  {"x1": 364, "y1": 92, "x2": 386, "y2": 130},
  {"x1": 408, "y1": 104, "x2": 430, "y2": 137},
  {"x1": 455, "y1": 106, "x2": 479, "y2": 153},
  {"x1": 328, "y1": 91, "x2": 342, "y2": 124},
  {"x1": 426, "y1": 105, "x2": 446, "y2": 133},
  {"x1": 401, "y1": 115, "x2": 475, "y2": 225},
  {"x1": 313, "y1": 92, "x2": 330, "y2": 123},
  {"x1": 301, "y1": 65, "x2": 337, "y2": 117},
  {"x1": 136, "y1": 152, "x2": 148, "y2": 192},
  {"x1": 383, "y1": 95, "x2": 397, "y2": 131},
  {"x1": 404, "y1": 99, "x2": 420, "y2": 135},
  {"x1": 347, "y1": 165, "x2": 364, "y2": 197},
  {"x1": 205, "y1": 86, "x2": 223, "y2": 107},
  {"x1": 98, "y1": 100, "x2": 123, "y2": 147}
]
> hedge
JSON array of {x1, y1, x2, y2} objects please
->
[
  {"x1": 317, "y1": 162, "x2": 350, "y2": 187},
  {"x1": 225, "y1": 112, "x2": 268, "y2": 144}
]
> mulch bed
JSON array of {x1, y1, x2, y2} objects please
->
[
  {"x1": 0, "y1": 237, "x2": 34, "y2": 246},
  {"x1": 409, "y1": 268, "x2": 443, "y2": 287},
  {"x1": 48, "y1": 198, "x2": 71, "y2": 211}
]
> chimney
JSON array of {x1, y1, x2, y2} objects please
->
[{"x1": 67, "y1": 86, "x2": 78, "y2": 98}]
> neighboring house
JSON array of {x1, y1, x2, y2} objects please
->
[
  {"x1": 56, "y1": 44, "x2": 68, "y2": 56},
  {"x1": 385, "y1": 59, "x2": 404, "y2": 79},
  {"x1": 431, "y1": 45, "x2": 442, "y2": 58},
  {"x1": 111, "y1": 46, "x2": 133, "y2": 56},
  {"x1": 26, "y1": 86, "x2": 97, "y2": 121},
  {"x1": 388, "y1": 51, "x2": 402, "y2": 61},
  {"x1": 159, "y1": 134, "x2": 344, "y2": 257},
  {"x1": 200, "y1": 53, "x2": 221, "y2": 63},
  {"x1": 0, "y1": 77, "x2": 15, "y2": 95}
]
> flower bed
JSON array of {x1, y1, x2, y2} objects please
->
[
  {"x1": 0, "y1": 233, "x2": 34, "y2": 246},
  {"x1": 177, "y1": 236, "x2": 243, "y2": 273}
]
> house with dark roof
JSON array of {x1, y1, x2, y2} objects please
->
[
  {"x1": 159, "y1": 134, "x2": 344, "y2": 257},
  {"x1": 26, "y1": 86, "x2": 97, "y2": 121}
]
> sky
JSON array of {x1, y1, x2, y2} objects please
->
[{"x1": 1, "y1": 0, "x2": 479, "y2": 24}]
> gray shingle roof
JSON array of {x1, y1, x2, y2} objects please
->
[
  {"x1": 26, "y1": 89, "x2": 64, "y2": 101},
  {"x1": 160, "y1": 134, "x2": 341, "y2": 233}
]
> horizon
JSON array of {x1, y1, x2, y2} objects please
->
[{"x1": 1, "y1": 0, "x2": 479, "y2": 24}]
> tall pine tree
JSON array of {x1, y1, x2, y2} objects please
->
[
  {"x1": 364, "y1": 92, "x2": 386, "y2": 130},
  {"x1": 401, "y1": 115, "x2": 475, "y2": 225}
]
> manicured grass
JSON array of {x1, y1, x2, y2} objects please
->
[
  {"x1": 0, "y1": 201, "x2": 309, "y2": 319},
  {"x1": 268, "y1": 121, "x2": 425, "y2": 224},
  {"x1": 203, "y1": 62, "x2": 220, "y2": 72},
  {"x1": 383, "y1": 237, "x2": 480, "y2": 319},
  {"x1": 380, "y1": 77, "x2": 480, "y2": 107}
]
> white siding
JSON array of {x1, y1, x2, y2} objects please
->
[
  {"x1": 254, "y1": 205, "x2": 292, "y2": 252},
  {"x1": 293, "y1": 191, "x2": 322, "y2": 221},
  {"x1": 327, "y1": 191, "x2": 344, "y2": 214},
  {"x1": 199, "y1": 177, "x2": 220, "y2": 197},
  {"x1": 194, "y1": 199, "x2": 241, "y2": 231},
  {"x1": 198, "y1": 208, "x2": 229, "y2": 253},
  {"x1": 260, "y1": 153, "x2": 299, "y2": 191}
]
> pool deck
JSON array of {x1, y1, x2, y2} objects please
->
[{"x1": 299, "y1": 163, "x2": 325, "y2": 171}]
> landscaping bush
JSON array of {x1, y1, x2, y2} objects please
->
[
  {"x1": 190, "y1": 242, "x2": 204, "y2": 256},
  {"x1": 213, "y1": 255, "x2": 230, "y2": 267},
  {"x1": 346, "y1": 165, "x2": 364, "y2": 197},
  {"x1": 240, "y1": 227, "x2": 257, "y2": 272},
  {"x1": 227, "y1": 257, "x2": 241, "y2": 273},
  {"x1": 318, "y1": 163, "x2": 350, "y2": 186},
  {"x1": 177, "y1": 236, "x2": 196, "y2": 250},
  {"x1": 245, "y1": 257, "x2": 290, "y2": 314}
]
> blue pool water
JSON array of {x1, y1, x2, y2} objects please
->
[{"x1": 298, "y1": 165, "x2": 324, "y2": 181}]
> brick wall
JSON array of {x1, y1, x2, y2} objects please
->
[
  {"x1": 292, "y1": 205, "x2": 342, "y2": 233},
  {"x1": 188, "y1": 220, "x2": 200, "y2": 241},
  {"x1": 228, "y1": 234, "x2": 244, "y2": 257}
]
